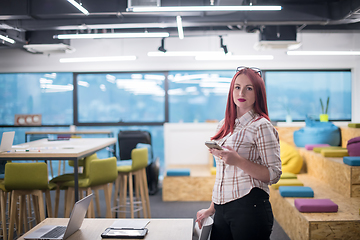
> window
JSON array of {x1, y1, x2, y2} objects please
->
[
  {"x1": 0, "y1": 73, "x2": 73, "y2": 125},
  {"x1": 168, "y1": 70, "x2": 235, "y2": 122},
  {"x1": 265, "y1": 71, "x2": 351, "y2": 121},
  {"x1": 76, "y1": 73, "x2": 166, "y2": 123}
]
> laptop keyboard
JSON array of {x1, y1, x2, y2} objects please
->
[{"x1": 40, "y1": 226, "x2": 67, "y2": 238}]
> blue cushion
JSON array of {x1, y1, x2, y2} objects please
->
[
  {"x1": 136, "y1": 143, "x2": 152, "y2": 164},
  {"x1": 293, "y1": 120, "x2": 341, "y2": 147},
  {"x1": 166, "y1": 169, "x2": 190, "y2": 176},
  {"x1": 279, "y1": 186, "x2": 314, "y2": 197},
  {"x1": 343, "y1": 156, "x2": 360, "y2": 166}
]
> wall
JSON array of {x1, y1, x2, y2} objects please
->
[{"x1": 0, "y1": 31, "x2": 359, "y2": 121}]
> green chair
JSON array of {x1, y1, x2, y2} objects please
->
[
  {"x1": 113, "y1": 148, "x2": 151, "y2": 218},
  {"x1": 4, "y1": 162, "x2": 55, "y2": 240},
  {"x1": 61, "y1": 156, "x2": 118, "y2": 218},
  {"x1": 50, "y1": 153, "x2": 98, "y2": 217}
]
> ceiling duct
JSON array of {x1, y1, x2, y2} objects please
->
[
  {"x1": 254, "y1": 25, "x2": 301, "y2": 50},
  {"x1": 23, "y1": 31, "x2": 75, "y2": 54}
]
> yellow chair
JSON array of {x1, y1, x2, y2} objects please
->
[
  {"x1": 113, "y1": 148, "x2": 151, "y2": 218},
  {"x1": 61, "y1": 156, "x2": 118, "y2": 218},
  {"x1": 50, "y1": 153, "x2": 98, "y2": 217},
  {"x1": 4, "y1": 162, "x2": 55, "y2": 240}
]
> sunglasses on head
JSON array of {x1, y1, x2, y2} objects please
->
[{"x1": 236, "y1": 66, "x2": 262, "y2": 78}]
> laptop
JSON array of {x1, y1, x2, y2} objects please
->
[
  {"x1": 24, "y1": 194, "x2": 93, "y2": 240},
  {"x1": 0, "y1": 131, "x2": 15, "y2": 152}
]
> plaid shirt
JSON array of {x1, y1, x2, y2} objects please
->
[{"x1": 212, "y1": 109, "x2": 282, "y2": 205}]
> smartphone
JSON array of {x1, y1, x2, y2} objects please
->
[
  {"x1": 101, "y1": 228, "x2": 148, "y2": 239},
  {"x1": 205, "y1": 141, "x2": 223, "y2": 150}
]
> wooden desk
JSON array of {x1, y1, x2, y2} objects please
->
[
  {"x1": 19, "y1": 218, "x2": 194, "y2": 240},
  {"x1": 0, "y1": 138, "x2": 117, "y2": 202}
]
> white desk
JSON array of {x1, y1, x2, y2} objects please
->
[
  {"x1": 25, "y1": 130, "x2": 114, "y2": 142},
  {"x1": 19, "y1": 218, "x2": 194, "y2": 240}
]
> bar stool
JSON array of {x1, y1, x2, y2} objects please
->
[
  {"x1": 61, "y1": 156, "x2": 118, "y2": 218},
  {"x1": 50, "y1": 153, "x2": 98, "y2": 217},
  {"x1": 4, "y1": 162, "x2": 54, "y2": 240},
  {"x1": 112, "y1": 147, "x2": 151, "y2": 218}
]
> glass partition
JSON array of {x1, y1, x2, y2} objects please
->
[
  {"x1": 0, "y1": 72, "x2": 73, "y2": 125},
  {"x1": 265, "y1": 71, "x2": 351, "y2": 121},
  {"x1": 168, "y1": 70, "x2": 235, "y2": 122},
  {"x1": 76, "y1": 73, "x2": 166, "y2": 123}
]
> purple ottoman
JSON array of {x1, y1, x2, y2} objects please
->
[
  {"x1": 347, "y1": 136, "x2": 360, "y2": 156},
  {"x1": 305, "y1": 144, "x2": 330, "y2": 150},
  {"x1": 294, "y1": 199, "x2": 338, "y2": 213}
]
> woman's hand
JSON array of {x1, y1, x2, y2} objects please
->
[
  {"x1": 196, "y1": 207, "x2": 215, "y2": 229},
  {"x1": 210, "y1": 145, "x2": 242, "y2": 168},
  {"x1": 213, "y1": 146, "x2": 271, "y2": 183}
]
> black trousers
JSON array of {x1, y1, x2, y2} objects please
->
[{"x1": 211, "y1": 188, "x2": 274, "y2": 240}]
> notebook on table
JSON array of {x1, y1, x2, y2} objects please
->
[
  {"x1": 0, "y1": 131, "x2": 15, "y2": 152},
  {"x1": 24, "y1": 193, "x2": 93, "y2": 240}
]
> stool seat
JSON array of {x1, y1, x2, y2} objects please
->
[
  {"x1": 117, "y1": 165, "x2": 133, "y2": 172},
  {"x1": 305, "y1": 144, "x2": 330, "y2": 150},
  {"x1": 166, "y1": 169, "x2": 191, "y2": 176},
  {"x1": 280, "y1": 172, "x2": 297, "y2": 179},
  {"x1": 271, "y1": 178, "x2": 304, "y2": 190},
  {"x1": 313, "y1": 146, "x2": 344, "y2": 153},
  {"x1": 294, "y1": 198, "x2": 338, "y2": 213},
  {"x1": 321, "y1": 149, "x2": 348, "y2": 157},
  {"x1": 279, "y1": 186, "x2": 314, "y2": 198},
  {"x1": 343, "y1": 156, "x2": 360, "y2": 166}
]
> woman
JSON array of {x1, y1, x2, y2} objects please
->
[{"x1": 196, "y1": 67, "x2": 282, "y2": 240}]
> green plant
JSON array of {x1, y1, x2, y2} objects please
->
[{"x1": 320, "y1": 97, "x2": 330, "y2": 114}]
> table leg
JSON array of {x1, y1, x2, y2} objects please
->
[{"x1": 74, "y1": 160, "x2": 79, "y2": 202}]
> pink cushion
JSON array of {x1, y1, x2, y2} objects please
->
[
  {"x1": 305, "y1": 144, "x2": 330, "y2": 150},
  {"x1": 294, "y1": 199, "x2": 338, "y2": 213}
]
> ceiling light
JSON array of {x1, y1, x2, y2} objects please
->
[
  {"x1": 0, "y1": 34, "x2": 15, "y2": 44},
  {"x1": 287, "y1": 51, "x2": 360, "y2": 56},
  {"x1": 67, "y1": 0, "x2": 89, "y2": 15},
  {"x1": 55, "y1": 32, "x2": 170, "y2": 39},
  {"x1": 127, "y1": 6, "x2": 282, "y2": 12},
  {"x1": 148, "y1": 51, "x2": 229, "y2": 57},
  {"x1": 158, "y1": 38, "x2": 167, "y2": 52},
  {"x1": 176, "y1": 16, "x2": 184, "y2": 39},
  {"x1": 59, "y1": 56, "x2": 136, "y2": 63},
  {"x1": 195, "y1": 55, "x2": 274, "y2": 60}
]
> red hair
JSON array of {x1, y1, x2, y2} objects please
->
[{"x1": 211, "y1": 68, "x2": 270, "y2": 140}]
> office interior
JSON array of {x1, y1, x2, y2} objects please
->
[{"x1": 0, "y1": 1, "x2": 360, "y2": 240}]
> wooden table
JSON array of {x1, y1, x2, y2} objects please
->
[
  {"x1": 0, "y1": 138, "x2": 117, "y2": 202},
  {"x1": 19, "y1": 218, "x2": 194, "y2": 240}
]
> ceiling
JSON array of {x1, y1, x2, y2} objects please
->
[{"x1": 1, "y1": 0, "x2": 360, "y2": 51}]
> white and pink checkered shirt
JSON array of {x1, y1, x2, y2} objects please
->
[{"x1": 212, "y1": 109, "x2": 282, "y2": 205}]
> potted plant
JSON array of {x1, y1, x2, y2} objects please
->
[{"x1": 320, "y1": 97, "x2": 329, "y2": 122}]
